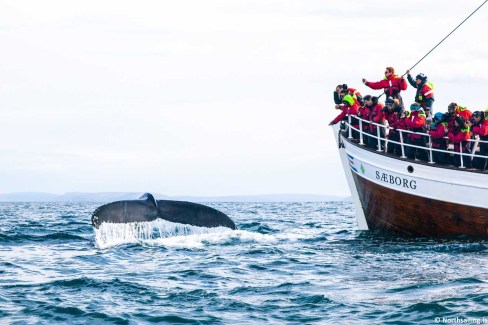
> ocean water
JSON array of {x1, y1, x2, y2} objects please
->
[{"x1": 1, "y1": 202, "x2": 487, "y2": 324}]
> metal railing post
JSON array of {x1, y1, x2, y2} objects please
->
[
  {"x1": 459, "y1": 141, "x2": 465, "y2": 168},
  {"x1": 376, "y1": 125, "x2": 382, "y2": 152},
  {"x1": 359, "y1": 119, "x2": 364, "y2": 145},
  {"x1": 428, "y1": 135, "x2": 434, "y2": 164},
  {"x1": 399, "y1": 130, "x2": 406, "y2": 158},
  {"x1": 470, "y1": 138, "x2": 479, "y2": 159},
  {"x1": 348, "y1": 115, "x2": 352, "y2": 139}
]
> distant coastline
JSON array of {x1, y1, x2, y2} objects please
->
[{"x1": 0, "y1": 192, "x2": 351, "y2": 203}]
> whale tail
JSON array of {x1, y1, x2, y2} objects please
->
[
  {"x1": 157, "y1": 200, "x2": 237, "y2": 230},
  {"x1": 91, "y1": 193, "x2": 236, "y2": 230}
]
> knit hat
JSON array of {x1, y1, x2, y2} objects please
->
[
  {"x1": 415, "y1": 73, "x2": 427, "y2": 82},
  {"x1": 410, "y1": 103, "x2": 421, "y2": 111},
  {"x1": 472, "y1": 111, "x2": 485, "y2": 120}
]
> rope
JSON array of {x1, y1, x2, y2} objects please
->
[
  {"x1": 408, "y1": 0, "x2": 488, "y2": 72},
  {"x1": 374, "y1": 0, "x2": 488, "y2": 99}
]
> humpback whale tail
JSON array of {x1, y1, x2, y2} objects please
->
[{"x1": 91, "y1": 193, "x2": 237, "y2": 230}]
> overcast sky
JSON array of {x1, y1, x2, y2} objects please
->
[{"x1": 0, "y1": 1, "x2": 487, "y2": 196}]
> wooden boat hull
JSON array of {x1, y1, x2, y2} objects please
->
[{"x1": 352, "y1": 172, "x2": 488, "y2": 237}]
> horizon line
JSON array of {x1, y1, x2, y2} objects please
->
[{"x1": 0, "y1": 191, "x2": 350, "y2": 197}]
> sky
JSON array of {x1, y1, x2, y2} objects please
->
[{"x1": 0, "y1": 0, "x2": 487, "y2": 196}]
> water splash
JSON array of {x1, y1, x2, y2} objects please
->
[
  {"x1": 149, "y1": 229, "x2": 280, "y2": 249},
  {"x1": 94, "y1": 219, "x2": 234, "y2": 249},
  {"x1": 92, "y1": 219, "x2": 292, "y2": 249}
]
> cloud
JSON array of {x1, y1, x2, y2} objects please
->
[{"x1": 0, "y1": 0, "x2": 486, "y2": 194}]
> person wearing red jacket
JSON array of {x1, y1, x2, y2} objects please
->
[
  {"x1": 428, "y1": 112, "x2": 449, "y2": 164},
  {"x1": 362, "y1": 67, "x2": 408, "y2": 106},
  {"x1": 445, "y1": 103, "x2": 459, "y2": 132},
  {"x1": 357, "y1": 96, "x2": 372, "y2": 144},
  {"x1": 471, "y1": 110, "x2": 488, "y2": 170},
  {"x1": 406, "y1": 71, "x2": 434, "y2": 117},
  {"x1": 404, "y1": 103, "x2": 429, "y2": 161},
  {"x1": 362, "y1": 95, "x2": 385, "y2": 149},
  {"x1": 447, "y1": 116, "x2": 472, "y2": 168},
  {"x1": 334, "y1": 84, "x2": 363, "y2": 106},
  {"x1": 385, "y1": 98, "x2": 407, "y2": 155},
  {"x1": 329, "y1": 94, "x2": 360, "y2": 138},
  {"x1": 448, "y1": 102, "x2": 472, "y2": 121}
]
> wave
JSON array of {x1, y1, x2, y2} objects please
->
[
  {"x1": 0, "y1": 232, "x2": 88, "y2": 243},
  {"x1": 430, "y1": 242, "x2": 488, "y2": 253},
  {"x1": 3, "y1": 306, "x2": 130, "y2": 324},
  {"x1": 238, "y1": 221, "x2": 277, "y2": 234},
  {"x1": 36, "y1": 233, "x2": 88, "y2": 241},
  {"x1": 290, "y1": 294, "x2": 333, "y2": 305},
  {"x1": 3, "y1": 276, "x2": 155, "y2": 297},
  {"x1": 385, "y1": 277, "x2": 485, "y2": 294}
]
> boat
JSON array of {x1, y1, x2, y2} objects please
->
[{"x1": 333, "y1": 117, "x2": 488, "y2": 238}]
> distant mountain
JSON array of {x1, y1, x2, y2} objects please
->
[
  {"x1": 0, "y1": 192, "x2": 348, "y2": 203},
  {"x1": 0, "y1": 192, "x2": 61, "y2": 202},
  {"x1": 58, "y1": 192, "x2": 168, "y2": 202},
  {"x1": 173, "y1": 194, "x2": 347, "y2": 202}
]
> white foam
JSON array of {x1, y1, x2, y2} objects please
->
[
  {"x1": 149, "y1": 229, "x2": 278, "y2": 249},
  {"x1": 94, "y1": 219, "x2": 230, "y2": 249},
  {"x1": 94, "y1": 219, "x2": 282, "y2": 249}
]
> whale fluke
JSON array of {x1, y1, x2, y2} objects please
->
[
  {"x1": 157, "y1": 200, "x2": 236, "y2": 229},
  {"x1": 91, "y1": 193, "x2": 236, "y2": 230}
]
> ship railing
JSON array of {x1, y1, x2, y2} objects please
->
[{"x1": 344, "y1": 115, "x2": 488, "y2": 169}]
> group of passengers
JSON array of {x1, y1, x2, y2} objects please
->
[{"x1": 329, "y1": 67, "x2": 488, "y2": 170}]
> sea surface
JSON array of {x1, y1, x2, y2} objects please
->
[{"x1": 1, "y1": 202, "x2": 487, "y2": 324}]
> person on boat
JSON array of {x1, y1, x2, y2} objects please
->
[
  {"x1": 334, "y1": 84, "x2": 347, "y2": 105},
  {"x1": 406, "y1": 71, "x2": 434, "y2": 117},
  {"x1": 447, "y1": 116, "x2": 472, "y2": 168},
  {"x1": 357, "y1": 95, "x2": 372, "y2": 144},
  {"x1": 329, "y1": 93, "x2": 360, "y2": 138},
  {"x1": 471, "y1": 110, "x2": 488, "y2": 170},
  {"x1": 404, "y1": 103, "x2": 429, "y2": 161},
  {"x1": 385, "y1": 98, "x2": 406, "y2": 155},
  {"x1": 394, "y1": 101, "x2": 409, "y2": 155},
  {"x1": 362, "y1": 67, "x2": 408, "y2": 106},
  {"x1": 350, "y1": 87, "x2": 363, "y2": 106},
  {"x1": 363, "y1": 95, "x2": 385, "y2": 149},
  {"x1": 334, "y1": 84, "x2": 363, "y2": 106},
  {"x1": 383, "y1": 97, "x2": 396, "y2": 152},
  {"x1": 334, "y1": 88, "x2": 345, "y2": 107},
  {"x1": 446, "y1": 103, "x2": 459, "y2": 131},
  {"x1": 428, "y1": 112, "x2": 450, "y2": 164},
  {"x1": 448, "y1": 102, "x2": 472, "y2": 121}
]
